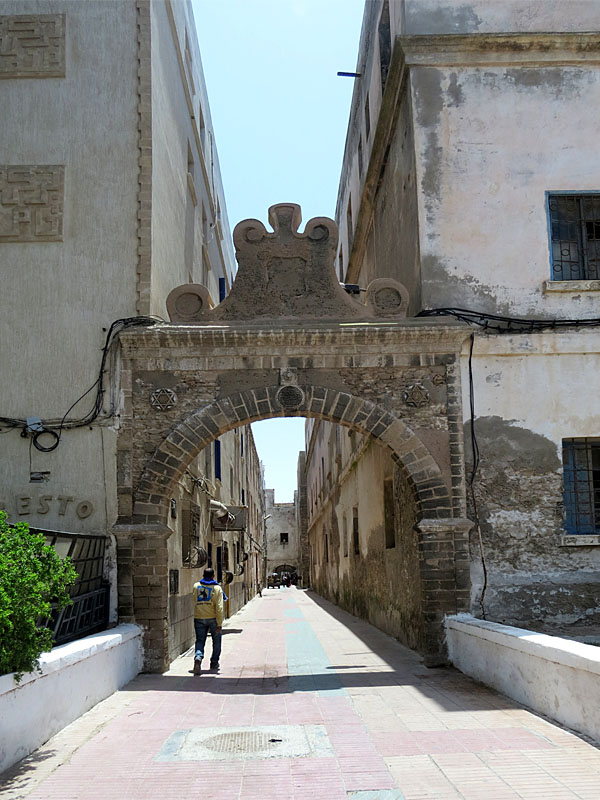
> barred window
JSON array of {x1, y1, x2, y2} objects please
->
[
  {"x1": 562, "y1": 438, "x2": 600, "y2": 534},
  {"x1": 182, "y1": 504, "x2": 201, "y2": 567},
  {"x1": 549, "y1": 194, "x2": 600, "y2": 280}
]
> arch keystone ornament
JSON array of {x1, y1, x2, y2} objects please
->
[{"x1": 117, "y1": 204, "x2": 473, "y2": 672}]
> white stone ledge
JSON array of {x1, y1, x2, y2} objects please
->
[
  {"x1": 545, "y1": 279, "x2": 600, "y2": 293},
  {"x1": 0, "y1": 624, "x2": 143, "y2": 773},
  {"x1": 559, "y1": 534, "x2": 600, "y2": 546},
  {"x1": 446, "y1": 614, "x2": 600, "y2": 743}
]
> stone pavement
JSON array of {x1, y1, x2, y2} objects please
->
[{"x1": 2, "y1": 588, "x2": 600, "y2": 800}]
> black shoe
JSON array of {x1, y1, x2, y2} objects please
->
[
  {"x1": 210, "y1": 662, "x2": 219, "y2": 671},
  {"x1": 193, "y1": 659, "x2": 202, "y2": 676}
]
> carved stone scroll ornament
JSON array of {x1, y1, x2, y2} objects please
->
[
  {"x1": 166, "y1": 284, "x2": 212, "y2": 324},
  {"x1": 166, "y1": 204, "x2": 410, "y2": 324},
  {"x1": 365, "y1": 278, "x2": 409, "y2": 318}
]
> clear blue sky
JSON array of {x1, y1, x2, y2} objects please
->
[{"x1": 193, "y1": 0, "x2": 365, "y2": 501}]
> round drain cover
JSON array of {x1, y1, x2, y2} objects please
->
[{"x1": 201, "y1": 730, "x2": 282, "y2": 754}]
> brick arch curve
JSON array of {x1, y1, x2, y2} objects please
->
[{"x1": 132, "y1": 384, "x2": 452, "y2": 525}]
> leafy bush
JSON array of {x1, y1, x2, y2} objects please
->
[{"x1": 0, "y1": 511, "x2": 77, "y2": 681}]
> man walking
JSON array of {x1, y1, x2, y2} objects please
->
[{"x1": 193, "y1": 567, "x2": 225, "y2": 675}]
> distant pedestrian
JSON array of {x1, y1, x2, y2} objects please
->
[{"x1": 192, "y1": 567, "x2": 225, "y2": 675}]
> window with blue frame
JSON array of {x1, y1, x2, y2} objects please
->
[
  {"x1": 562, "y1": 438, "x2": 600, "y2": 534},
  {"x1": 548, "y1": 194, "x2": 600, "y2": 280}
]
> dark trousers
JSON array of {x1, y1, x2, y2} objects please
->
[{"x1": 194, "y1": 617, "x2": 222, "y2": 664}]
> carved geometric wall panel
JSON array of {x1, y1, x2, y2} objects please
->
[
  {"x1": 0, "y1": 15, "x2": 65, "y2": 78},
  {"x1": 0, "y1": 166, "x2": 65, "y2": 242}
]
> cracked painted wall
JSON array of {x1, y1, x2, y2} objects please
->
[
  {"x1": 410, "y1": 63, "x2": 600, "y2": 318},
  {"x1": 462, "y1": 332, "x2": 600, "y2": 628}
]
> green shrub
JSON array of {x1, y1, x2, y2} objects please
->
[{"x1": 0, "y1": 511, "x2": 77, "y2": 682}]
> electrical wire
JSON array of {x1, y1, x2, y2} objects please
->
[
  {"x1": 467, "y1": 332, "x2": 487, "y2": 618},
  {"x1": 417, "y1": 306, "x2": 600, "y2": 333},
  {"x1": 0, "y1": 316, "x2": 159, "y2": 448}
]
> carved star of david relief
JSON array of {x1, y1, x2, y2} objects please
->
[
  {"x1": 402, "y1": 384, "x2": 430, "y2": 408},
  {"x1": 149, "y1": 388, "x2": 177, "y2": 411}
]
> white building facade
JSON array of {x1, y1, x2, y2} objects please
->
[
  {"x1": 307, "y1": 0, "x2": 600, "y2": 636},
  {"x1": 0, "y1": 0, "x2": 263, "y2": 667}
]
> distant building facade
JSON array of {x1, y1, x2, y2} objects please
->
[
  {"x1": 264, "y1": 489, "x2": 300, "y2": 580},
  {"x1": 0, "y1": 0, "x2": 263, "y2": 666},
  {"x1": 307, "y1": 0, "x2": 600, "y2": 638}
]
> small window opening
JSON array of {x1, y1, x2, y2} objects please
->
[
  {"x1": 358, "y1": 137, "x2": 364, "y2": 177},
  {"x1": 347, "y1": 196, "x2": 353, "y2": 240},
  {"x1": 280, "y1": 532, "x2": 289, "y2": 544},
  {"x1": 562, "y1": 438, "x2": 600, "y2": 533},
  {"x1": 214, "y1": 439, "x2": 221, "y2": 481},
  {"x1": 378, "y1": 1, "x2": 391, "y2": 93},
  {"x1": 384, "y1": 478, "x2": 395, "y2": 548},
  {"x1": 343, "y1": 513, "x2": 348, "y2": 558},
  {"x1": 549, "y1": 194, "x2": 600, "y2": 280}
]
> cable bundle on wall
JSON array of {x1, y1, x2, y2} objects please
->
[{"x1": 0, "y1": 316, "x2": 158, "y2": 451}]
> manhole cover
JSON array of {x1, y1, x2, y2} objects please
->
[
  {"x1": 156, "y1": 724, "x2": 333, "y2": 762},
  {"x1": 202, "y1": 731, "x2": 280, "y2": 754}
]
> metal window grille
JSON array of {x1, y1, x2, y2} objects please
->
[
  {"x1": 169, "y1": 569, "x2": 179, "y2": 595},
  {"x1": 52, "y1": 586, "x2": 109, "y2": 646},
  {"x1": 562, "y1": 438, "x2": 600, "y2": 534},
  {"x1": 37, "y1": 529, "x2": 109, "y2": 645},
  {"x1": 182, "y1": 504, "x2": 201, "y2": 567},
  {"x1": 42, "y1": 530, "x2": 106, "y2": 596},
  {"x1": 549, "y1": 194, "x2": 600, "y2": 280}
]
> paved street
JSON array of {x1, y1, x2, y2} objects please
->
[{"x1": 3, "y1": 587, "x2": 600, "y2": 800}]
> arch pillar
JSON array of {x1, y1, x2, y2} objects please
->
[
  {"x1": 415, "y1": 517, "x2": 473, "y2": 666},
  {"x1": 113, "y1": 523, "x2": 172, "y2": 672}
]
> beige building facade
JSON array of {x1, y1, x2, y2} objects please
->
[
  {"x1": 308, "y1": 0, "x2": 600, "y2": 634},
  {"x1": 0, "y1": 0, "x2": 263, "y2": 660},
  {"x1": 264, "y1": 488, "x2": 300, "y2": 580}
]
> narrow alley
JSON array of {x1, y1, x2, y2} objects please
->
[{"x1": 3, "y1": 588, "x2": 600, "y2": 800}]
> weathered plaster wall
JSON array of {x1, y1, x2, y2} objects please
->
[
  {"x1": 411, "y1": 63, "x2": 600, "y2": 317},
  {"x1": 308, "y1": 438, "x2": 424, "y2": 651},
  {"x1": 369, "y1": 80, "x2": 421, "y2": 307},
  {"x1": 462, "y1": 331, "x2": 600, "y2": 627},
  {"x1": 401, "y1": 0, "x2": 600, "y2": 35},
  {"x1": 0, "y1": 0, "x2": 138, "y2": 537}
]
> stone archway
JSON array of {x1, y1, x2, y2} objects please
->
[{"x1": 114, "y1": 204, "x2": 472, "y2": 671}]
